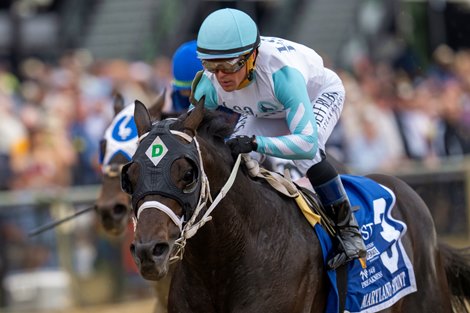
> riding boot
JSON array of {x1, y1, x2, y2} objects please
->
[{"x1": 307, "y1": 163, "x2": 366, "y2": 269}]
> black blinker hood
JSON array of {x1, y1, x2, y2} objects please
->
[{"x1": 123, "y1": 119, "x2": 202, "y2": 221}]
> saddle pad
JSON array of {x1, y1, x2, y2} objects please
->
[{"x1": 316, "y1": 175, "x2": 417, "y2": 313}]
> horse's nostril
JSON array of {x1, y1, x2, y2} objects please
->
[
  {"x1": 130, "y1": 243, "x2": 136, "y2": 258},
  {"x1": 153, "y1": 243, "x2": 169, "y2": 258},
  {"x1": 133, "y1": 241, "x2": 168, "y2": 262},
  {"x1": 101, "y1": 212, "x2": 112, "y2": 223},
  {"x1": 113, "y1": 204, "x2": 128, "y2": 216}
]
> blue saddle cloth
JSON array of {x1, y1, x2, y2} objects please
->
[{"x1": 317, "y1": 175, "x2": 417, "y2": 313}]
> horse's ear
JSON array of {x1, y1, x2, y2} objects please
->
[
  {"x1": 113, "y1": 93, "x2": 125, "y2": 116},
  {"x1": 134, "y1": 100, "x2": 152, "y2": 137},
  {"x1": 148, "y1": 88, "x2": 166, "y2": 121},
  {"x1": 183, "y1": 96, "x2": 205, "y2": 136}
]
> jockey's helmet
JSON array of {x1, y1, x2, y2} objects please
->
[
  {"x1": 172, "y1": 40, "x2": 203, "y2": 91},
  {"x1": 196, "y1": 8, "x2": 260, "y2": 60}
]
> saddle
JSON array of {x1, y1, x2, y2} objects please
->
[{"x1": 241, "y1": 155, "x2": 333, "y2": 235}]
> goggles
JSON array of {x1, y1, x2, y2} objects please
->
[{"x1": 202, "y1": 51, "x2": 253, "y2": 74}]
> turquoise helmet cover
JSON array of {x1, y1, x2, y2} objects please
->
[
  {"x1": 172, "y1": 40, "x2": 203, "y2": 90},
  {"x1": 197, "y1": 8, "x2": 260, "y2": 59}
]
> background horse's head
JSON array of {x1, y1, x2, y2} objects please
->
[
  {"x1": 95, "y1": 92, "x2": 167, "y2": 236},
  {"x1": 122, "y1": 98, "x2": 234, "y2": 280}
]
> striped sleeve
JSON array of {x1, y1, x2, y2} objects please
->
[{"x1": 256, "y1": 66, "x2": 318, "y2": 160}]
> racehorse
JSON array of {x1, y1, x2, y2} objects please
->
[
  {"x1": 95, "y1": 92, "x2": 174, "y2": 313},
  {"x1": 123, "y1": 99, "x2": 470, "y2": 313}
]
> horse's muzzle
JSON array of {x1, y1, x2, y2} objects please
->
[
  {"x1": 130, "y1": 240, "x2": 170, "y2": 280},
  {"x1": 96, "y1": 202, "x2": 129, "y2": 235}
]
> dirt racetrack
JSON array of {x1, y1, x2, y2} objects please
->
[{"x1": 52, "y1": 298, "x2": 156, "y2": 313}]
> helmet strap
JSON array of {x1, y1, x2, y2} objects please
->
[{"x1": 237, "y1": 49, "x2": 258, "y2": 90}]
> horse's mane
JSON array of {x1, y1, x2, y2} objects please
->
[{"x1": 173, "y1": 109, "x2": 235, "y2": 142}]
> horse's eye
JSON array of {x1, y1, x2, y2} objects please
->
[
  {"x1": 183, "y1": 169, "x2": 194, "y2": 182},
  {"x1": 183, "y1": 169, "x2": 198, "y2": 193}
]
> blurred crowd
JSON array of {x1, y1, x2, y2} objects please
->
[
  {"x1": 0, "y1": 50, "x2": 174, "y2": 307},
  {"x1": 335, "y1": 44, "x2": 470, "y2": 173},
  {"x1": 0, "y1": 50, "x2": 173, "y2": 191},
  {"x1": 0, "y1": 42, "x2": 469, "y2": 309},
  {"x1": 0, "y1": 44, "x2": 469, "y2": 190}
]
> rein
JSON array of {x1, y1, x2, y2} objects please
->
[{"x1": 134, "y1": 130, "x2": 242, "y2": 263}]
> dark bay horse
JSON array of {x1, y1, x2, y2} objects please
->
[{"x1": 123, "y1": 99, "x2": 470, "y2": 313}]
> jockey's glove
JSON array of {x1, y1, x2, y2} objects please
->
[{"x1": 226, "y1": 135, "x2": 258, "y2": 155}]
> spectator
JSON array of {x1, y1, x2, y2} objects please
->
[
  {"x1": 437, "y1": 79, "x2": 470, "y2": 157},
  {"x1": 0, "y1": 92, "x2": 27, "y2": 190}
]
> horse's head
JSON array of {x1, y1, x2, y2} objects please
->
[
  {"x1": 96, "y1": 151, "x2": 132, "y2": 235},
  {"x1": 122, "y1": 97, "x2": 234, "y2": 280},
  {"x1": 95, "y1": 93, "x2": 166, "y2": 236}
]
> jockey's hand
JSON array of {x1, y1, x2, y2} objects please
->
[{"x1": 226, "y1": 135, "x2": 258, "y2": 155}]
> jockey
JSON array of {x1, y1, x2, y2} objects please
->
[
  {"x1": 171, "y1": 40, "x2": 203, "y2": 112},
  {"x1": 192, "y1": 8, "x2": 366, "y2": 269}
]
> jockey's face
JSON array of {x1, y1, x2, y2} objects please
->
[
  {"x1": 213, "y1": 63, "x2": 247, "y2": 92},
  {"x1": 203, "y1": 51, "x2": 255, "y2": 92}
]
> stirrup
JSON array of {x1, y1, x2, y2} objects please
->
[
  {"x1": 328, "y1": 252, "x2": 367, "y2": 270},
  {"x1": 328, "y1": 251, "x2": 350, "y2": 270},
  {"x1": 327, "y1": 234, "x2": 367, "y2": 270}
]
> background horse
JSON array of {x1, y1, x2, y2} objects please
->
[
  {"x1": 124, "y1": 99, "x2": 470, "y2": 312},
  {"x1": 94, "y1": 93, "x2": 174, "y2": 313},
  {"x1": 95, "y1": 92, "x2": 174, "y2": 235}
]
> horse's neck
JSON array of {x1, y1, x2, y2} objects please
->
[
  {"x1": 177, "y1": 168, "x2": 327, "y2": 311},
  {"x1": 184, "y1": 172, "x2": 261, "y2": 265}
]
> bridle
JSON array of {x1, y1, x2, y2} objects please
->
[{"x1": 123, "y1": 120, "x2": 242, "y2": 262}]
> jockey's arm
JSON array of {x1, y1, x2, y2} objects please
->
[{"x1": 255, "y1": 67, "x2": 318, "y2": 160}]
